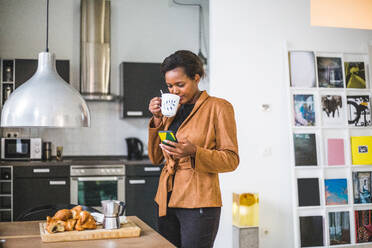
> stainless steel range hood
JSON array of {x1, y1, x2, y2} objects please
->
[{"x1": 80, "y1": 0, "x2": 118, "y2": 101}]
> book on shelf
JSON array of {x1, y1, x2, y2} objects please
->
[
  {"x1": 345, "y1": 61, "x2": 366, "y2": 89},
  {"x1": 297, "y1": 178, "x2": 320, "y2": 207},
  {"x1": 324, "y1": 178, "x2": 348, "y2": 205},
  {"x1": 293, "y1": 133, "x2": 317, "y2": 166},
  {"x1": 299, "y1": 216, "x2": 324, "y2": 247},
  {"x1": 317, "y1": 56, "x2": 344, "y2": 88},
  {"x1": 355, "y1": 210, "x2": 372, "y2": 243},
  {"x1": 347, "y1": 95, "x2": 371, "y2": 127},
  {"x1": 352, "y1": 171, "x2": 372, "y2": 204},
  {"x1": 321, "y1": 95, "x2": 345, "y2": 125},
  {"x1": 328, "y1": 211, "x2": 350, "y2": 245},
  {"x1": 351, "y1": 136, "x2": 372, "y2": 165},
  {"x1": 288, "y1": 51, "x2": 316, "y2": 88},
  {"x1": 293, "y1": 94, "x2": 315, "y2": 126},
  {"x1": 327, "y1": 138, "x2": 345, "y2": 165}
]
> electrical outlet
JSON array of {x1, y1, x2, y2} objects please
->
[
  {"x1": 262, "y1": 147, "x2": 272, "y2": 157},
  {"x1": 5, "y1": 132, "x2": 19, "y2": 138}
]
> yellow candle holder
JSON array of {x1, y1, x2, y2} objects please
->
[{"x1": 232, "y1": 192, "x2": 259, "y2": 227}]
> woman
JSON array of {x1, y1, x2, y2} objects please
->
[{"x1": 148, "y1": 50, "x2": 239, "y2": 248}]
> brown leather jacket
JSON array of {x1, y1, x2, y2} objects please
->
[{"x1": 148, "y1": 91, "x2": 239, "y2": 216}]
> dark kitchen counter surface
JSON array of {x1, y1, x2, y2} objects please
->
[{"x1": 0, "y1": 156, "x2": 157, "y2": 166}]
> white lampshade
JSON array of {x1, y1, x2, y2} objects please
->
[{"x1": 1, "y1": 52, "x2": 90, "y2": 127}]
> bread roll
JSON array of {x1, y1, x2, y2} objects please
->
[
  {"x1": 65, "y1": 219, "x2": 77, "y2": 231},
  {"x1": 79, "y1": 211, "x2": 90, "y2": 224},
  {"x1": 71, "y1": 205, "x2": 83, "y2": 220},
  {"x1": 46, "y1": 219, "x2": 66, "y2": 233},
  {"x1": 54, "y1": 209, "x2": 72, "y2": 221},
  {"x1": 81, "y1": 215, "x2": 97, "y2": 230}
]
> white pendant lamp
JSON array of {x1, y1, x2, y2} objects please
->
[{"x1": 1, "y1": 0, "x2": 90, "y2": 128}]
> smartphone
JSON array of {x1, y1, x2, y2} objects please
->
[{"x1": 158, "y1": 131, "x2": 177, "y2": 147}]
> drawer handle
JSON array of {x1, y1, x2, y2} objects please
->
[
  {"x1": 33, "y1": 169, "x2": 50, "y2": 173},
  {"x1": 144, "y1": 167, "x2": 160, "y2": 172},
  {"x1": 49, "y1": 180, "x2": 66, "y2": 185},
  {"x1": 77, "y1": 177, "x2": 119, "y2": 181},
  {"x1": 127, "y1": 111, "x2": 143, "y2": 116},
  {"x1": 129, "y1": 179, "x2": 146, "y2": 184}
]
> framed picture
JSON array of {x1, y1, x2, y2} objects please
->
[
  {"x1": 293, "y1": 94, "x2": 315, "y2": 126},
  {"x1": 321, "y1": 95, "x2": 345, "y2": 125},
  {"x1": 347, "y1": 95, "x2": 371, "y2": 127},
  {"x1": 355, "y1": 210, "x2": 372, "y2": 243},
  {"x1": 289, "y1": 51, "x2": 316, "y2": 88},
  {"x1": 328, "y1": 211, "x2": 350, "y2": 245},
  {"x1": 317, "y1": 57, "x2": 344, "y2": 88},
  {"x1": 324, "y1": 178, "x2": 348, "y2": 205},
  {"x1": 345, "y1": 62, "x2": 366, "y2": 88},
  {"x1": 293, "y1": 133, "x2": 317, "y2": 166},
  {"x1": 353, "y1": 171, "x2": 372, "y2": 203}
]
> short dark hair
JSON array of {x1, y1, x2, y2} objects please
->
[{"x1": 160, "y1": 50, "x2": 205, "y2": 79}]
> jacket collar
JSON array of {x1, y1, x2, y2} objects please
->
[{"x1": 164, "y1": 91, "x2": 209, "y2": 130}]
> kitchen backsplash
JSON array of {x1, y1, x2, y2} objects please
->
[{"x1": 2, "y1": 101, "x2": 149, "y2": 156}]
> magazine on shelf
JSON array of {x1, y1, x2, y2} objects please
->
[
  {"x1": 289, "y1": 51, "x2": 316, "y2": 88},
  {"x1": 327, "y1": 138, "x2": 345, "y2": 165},
  {"x1": 355, "y1": 210, "x2": 372, "y2": 243},
  {"x1": 352, "y1": 171, "x2": 372, "y2": 204},
  {"x1": 299, "y1": 216, "x2": 324, "y2": 247},
  {"x1": 345, "y1": 61, "x2": 366, "y2": 88},
  {"x1": 347, "y1": 95, "x2": 371, "y2": 127},
  {"x1": 293, "y1": 133, "x2": 317, "y2": 166},
  {"x1": 324, "y1": 178, "x2": 348, "y2": 205},
  {"x1": 351, "y1": 136, "x2": 372, "y2": 165},
  {"x1": 317, "y1": 56, "x2": 344, "y2": 88},
  {"x1": 297, "y1": 178, "x2": 320, "y2": 207},
  {"x1": 293, "y1": 94, "x2": 315, "y2": 126},
  {"x1": 321, "y1": 95, "x2": 345, "y2": 125},
  {"x1": 328, "y1": 211, "x2": 350, "y2": 245}
]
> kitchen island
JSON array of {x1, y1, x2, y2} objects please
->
[{"x1": 0, "y1": 216, "x2": 175, "y2": 248}]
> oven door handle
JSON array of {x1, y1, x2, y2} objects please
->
[{"x1": 74, "y1": 177, "x2": 120, "y2": 181}]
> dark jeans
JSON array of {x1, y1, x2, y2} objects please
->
[{"x1": 158, "y1": 206, "x2": 221, "y2": 248}]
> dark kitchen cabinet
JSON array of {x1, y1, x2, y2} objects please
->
[
  {"x1": 120, "y1": 62, "x2": 167, "y2": 118},
  {"x1": 13, "y1": 165, "x2": 70, "y2": 221},
  {"x1": 0, "y1": 166, "x2": 13, "y2": 221},
  {"x1": 14, "y1": 59, "x2": 70, "y2": 88},
  {"x1": 125, "y1": 164, "x2": 162, "y2": 231}
]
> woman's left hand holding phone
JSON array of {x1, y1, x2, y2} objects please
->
[{"x1": 160, "y1": 138, "x2": 197, "y2": 159}]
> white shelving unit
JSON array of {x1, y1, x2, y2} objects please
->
[{"x1": 286, "y1": 47, "x2": 372, "y2": 247}]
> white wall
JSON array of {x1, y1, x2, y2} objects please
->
[
  {"x1": 0, "y1": 0, "x2": 203, "y2": 155},
  {"x1": 210, "y1": 0, "x2": 372, "y2": 248}
]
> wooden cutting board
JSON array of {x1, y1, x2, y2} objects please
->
[{"x1": 39, "y1": 220, "x2": 141, "y2": 242}]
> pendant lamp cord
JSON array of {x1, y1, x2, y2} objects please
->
[{"x1": 46, "y1": 0, "x2": 49, "y2": 52}]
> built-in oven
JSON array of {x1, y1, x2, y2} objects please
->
[{"x1": 70, "y1": 165, "x2": 125, "y2": 211}]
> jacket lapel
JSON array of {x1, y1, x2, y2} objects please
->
[
  {"x1": 177, "y1": 91, "x2": 209, "y2": 131},
  {"x1": 162, "y1": 91, "x2": 209, "y2": 132}
]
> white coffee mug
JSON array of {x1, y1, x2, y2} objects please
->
[{"x1": 161, "y1": 93, "x2": 180, "y2": 117}]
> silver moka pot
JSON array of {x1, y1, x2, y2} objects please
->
[{"x1": 101, "y1": 200, "x2": 126, "y2": 229}]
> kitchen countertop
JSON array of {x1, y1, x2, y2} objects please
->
[
  {"x1": 0, "y1": 216, "x2": 175, "y2": 248},
  {"x1": 0, "y1": 156, "x2": 158, "y2": 167}
]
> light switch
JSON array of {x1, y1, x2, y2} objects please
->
[
  {"x1": 261, "y1": 104, "x2": 271, "y2": 112},
  {"x1": 262, "y1": 147, "x2": 272, "y2": 157}
]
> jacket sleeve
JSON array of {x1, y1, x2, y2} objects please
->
[
  {"x1": 194, "y1": 101, "x2": 239, "y2": 173},
  {"x1": 148, "y1": 117, "x2": 165, "y2": 165}
]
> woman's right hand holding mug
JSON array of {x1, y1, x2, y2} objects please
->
[{"x1": 149, "y1": 97, "x2": 163, "y2": 126}]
